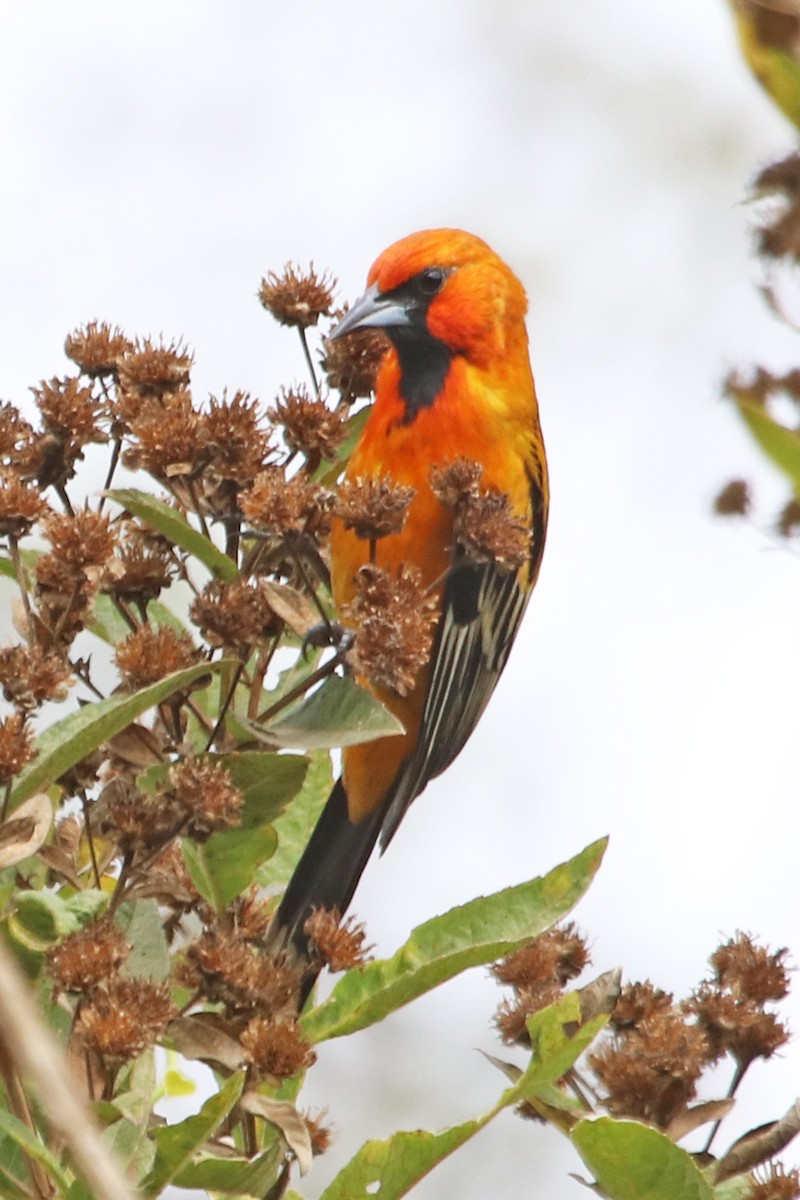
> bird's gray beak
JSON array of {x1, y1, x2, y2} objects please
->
[{"x1": 330, "y1": 282, "x2": 411, "y2": 340}]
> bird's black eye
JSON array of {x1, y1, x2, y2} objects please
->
[{"x1": 417, "y1": 267, "x2": 447, "y2": 297}]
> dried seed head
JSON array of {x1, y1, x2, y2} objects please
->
[
  {"x1": 714, "y1": 479, "x2": 751, "y2": 517},
  {"x1": 431, "y1": 458, "x2": 529, "y2": 571},
  {"x1": 710, "y1": 933, "x2": 791, "y2": 1003},
  {"x1": 272, "y1": 385, "x2": 346, "y2": 462},
  {"x1": 687, "y1": 984, "x2": 790, "y2": 1069},
  {"x1": 0, "y1": 403, "x2": 39, "y2": 473},
  {"x1": 258, "y1": 264, "x2": 336, "y2": 329},
  {"x1": 239, "y1": 467, "x2": 334, "y2": 541},
  {"x1": 589, "y1": 999, "x2": 709, "y2": 1129},
  {"x1": 0, "y1": 713, "x2": 35, "y2": 784},
  {"x1": 168, "y1": 759, "x2": 243, "y2": 839},
  {"x1": 191, "y1": 578, "x2": 283, "y2": 656},
  {"x1": 114, "y1": 626, "x2": 200, "y2": 690},
  {"x1": 335, "y1": 475, "x2": 414, "y2": 542},
  {"x1": 494, "y1": 982, "x2": 563, "y2": 1046},
  {"x1": 304, "y1": 1108, "x2": 334, "y2": 1157},
  {"x1": 102, "y1": 533, "x2": 175, "y2": 605},
  {"x1": 322, "y1": 324, "x2": 387, "y2": 402},
  {"x1": 180, "y1": 928, "x2": 301, "y2": 1013},
  {"x1": 117, "y1": 338, "x2": 193, "y2": 399},
  {"x1": 75, "y1": 977, "x2": 176, "y2": 1062},
  {"x1": 64, "y1": 321, "x2": 134, "y2": 378},
  {"x1": 30, "y1": 377, "x2": 107, "y2": 473},
  {"x1": 240, "y1": 1014, "x2": 316, "y2": 1079},
  {"x1": 0, "y1": 644, "x2": 71, "y2": 709},
  {"x1": 0, "y1": 469, "x2": 49, "y2": 537},
  {"x1": 749, "y1": 1162, "x2": 800, "y2": 1200},
  {"x1": 201, "y1": 390, "x2": 273, "y2": 485},
  {"x1": 123, "y1": 391, "x2": 209, "y2": 480},
  {"x1": 304, "y1": 908, "x2": 372, "y2": 972},
  {"x1": 47, "y1": 919, "x2": 131, "y2": 993},
  {"x1": 40, "y1": 510, "x2": 117, "y2": 573},
  {"x1": 493, "y1": 924, "x2": 590, "y2": 990},
  {"x1": 345, "y1": 562, "x2": 438, "y2": 696},
  {"x1": 611, "y1": 981, "x2": 675, "y2": 1032}
]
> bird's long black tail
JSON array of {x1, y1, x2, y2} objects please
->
[{"x1": 266, "y1": 778, "x2": 385, "y2": 1004}]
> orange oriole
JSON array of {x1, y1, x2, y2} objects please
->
[{"x1": 270, "y1": 229, "x2": 548, "y2": 992}]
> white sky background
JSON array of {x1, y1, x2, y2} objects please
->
[{"x1": 2, "y1": 1, "x2": 800, "y2": 1196}]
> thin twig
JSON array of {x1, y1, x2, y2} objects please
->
[
  {"x1": 204, "y1": 659, "x2": 245, "y2": 751},
  {"x1": 298, "y1": 328, "x2": 321, "y2": 400}
]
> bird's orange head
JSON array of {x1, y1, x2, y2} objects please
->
[{"x1": 332, "y1": 229, "x2": 529, "y2": 375}]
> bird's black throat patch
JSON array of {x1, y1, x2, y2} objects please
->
[{"x1": 390, "y1": 326, "x2": 453, "y2": 421}]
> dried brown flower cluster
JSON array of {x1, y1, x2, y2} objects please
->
[
  {"x1": 493, "y1": 923, "x2": 590, "y2": 1046},
  {"x1": 321, "y1": 324, "x2": 387, "y2": 403},
  {"x1": 304, "y1": 907, "x2": 372, "y2": 973},
  {"x1": 345, "y1": 562, "x2": 439, "y2": 696},
  {"x1": 336, "y1": 475, "x2": 414, "y2": 545},
  {"x1": 430, "y1": 457, "x2": 530, "y2": 571},
  {"x1": 259, "y1": 264, "x2": 336, "y2": 329},
  {"x1": 493, "y1": 929, "x2": 797, "y2": 1184}
]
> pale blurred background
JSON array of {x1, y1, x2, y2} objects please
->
[{"x1": 2, "y1": 2, "x2": 799, "y2": 1195}]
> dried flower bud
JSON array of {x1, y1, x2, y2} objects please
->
[
  {"x1": 40, "y1": 510, "x2": 117, "y2": 573},
  {"x1": 710, "y1": 933, "x2": 791, "y2": 1003},
  {"x1": 0, "y1": 713, "x2": 35, "y2": 784},
  {"x1": 0, "y1": 644, "x2": 71, "y2": 709},
  {"x1": 64, "y1": 321, "x2": 134, "y2": 378},
  {"x1": 258, "y1": 264, "x2": 335, "y2": 329},
  {"x1": 47, "y1": 919, "x2": 131, "y2": 993},
  {"x1": 102, "y1": 536, "x2": 175, "y2": 605},
  {"x1": 611, "y1": 981, "x2": 675, "y2": 1032},
  {"x1": 589, "y1": 1000, "x2": 709, "y2": 1128},
  {"x1": 75, "y1": 977, "x2": 175, "y2": 1062},
  {"x1": 117, "y1": 338, "x2": 193, "y2": 398},
  {"x1": 239, "y1": 467, "x2": 334, "y2": 541},
  {"x1": 272, "y1": 385, "x2": 346, "y2": 462},
  {"x1": 191, "y1": 579, "x2": 283, "y2": 656},
  {"x1": 322, "y1": 324, "x2": 387, "y2": 402},
  {"x1": 335, "y1": 476, "x2": 414, "y2": 542},
  {"x1": 714, "y1": 479, "x2": 751, "y2": 517},
  {"x1": 431, "y1": 457, "x2": 529, "y2": 570},
  {"x1": 749, "y1": 1162, "x2": 800, "y2": 1200},
  {"x1": 0, "y1": 469, "x2": 49, "y2": 537},
  {"x1": 180, "y1": 928, "x2": 300, "y2": 1013},
  {"x1": 304, "y1": 1108, "x2": 334, "y2": 1157},
  {"x1": 240, "y1": 1014, "x2": 316, "y2": 1079},
  {"x1": 30, "y1": 377, "x2": 107, "y2": 473},
  {"x1": 168, "y1": 759, "x2": 243, "y2": 839},
  {"x1": 345, "y1": 562, "x2": 438, "y2": 696},
  {"x1": 114, "y1": 627, "x2": 200, "y2": 691},
  {"x1": 201, "y1": 390, "x2": 273, "y2": 485},
  {"x1": 688, "y1": 986, "x2": 790, "y2": 1068},
  {"x1": 493, "y1": 924, "x2": 590, "y2": 990},
  {"x1": 495, "y1": 983, "x2": 563, "y2": 1046},
  {"x1": 123, "y1": 390, "x2": 210, "y2": 480},
  {"x1": 304, "y1": 908, "x2": 372, "y2": 972}
]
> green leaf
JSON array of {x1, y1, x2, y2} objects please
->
[
  {"x1": 11, "y1": 661, "x2": 222, "y2": 807},
  {"x1": 90, "y1": 592, "x2": 188, "y2": 646},
  {"x1": 261, "y1": 750, "x2": 333, "y2": 889},
  {"x1": 182, "y1": 823, "x2": 278, "y2": 910},
  {"x1": 571, "y1": 1118, "x2": 714, "y2": 1200},
  {"x1": 729, "y1": 1, "x2": 800, "y2": 130},
  {"x1": 734, "y1": 396, "x2": 800, "y2": 491},
  {"x1": 320, "y1": 1120, "x2": 487, "y2": 1200},
  {"x1": 173, "y1": 1146, "x2": 282, "y2": 1193},
  {"x1": 106, "y1": 487, "x2": 239, "y2": 581},
  {"x1": 303, "y1": 838, "x2": 607, "y2": 1042},
  {"x1": 260, "y1": 674, "x2": 404, "y2": 750},
  {"x1": 8, "y1": 889, "x2": 106, "y2": 952},
  {"x1": 116, "y1": 899, "x2": 170, "y2": 981},
  {"x1": 524, "y1": 990, "x2": 610, "y2": 1091},
  {"x1": 142, "y1": 1071, "x2": 245, "y2": 1196},
  {"x1": 0, "y1": 1108, "x2": 71, "y2": 1192}
]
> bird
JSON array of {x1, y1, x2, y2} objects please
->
[{"x1": 268, "y1": 228, "x2": 549, "y2": 998}]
